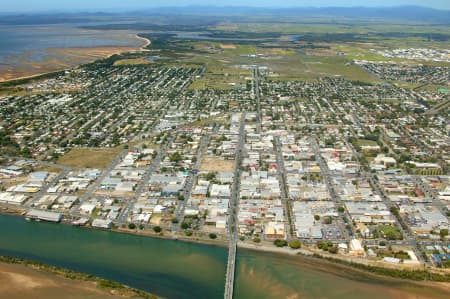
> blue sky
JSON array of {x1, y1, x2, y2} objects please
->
[{"x1": 2, "y1": 0, "x2": 450, "y2": 12}]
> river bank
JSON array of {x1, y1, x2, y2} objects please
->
[
  {"x1": 1, "y1": 207, "x2": 449, "y2": 283},
  {"x1": 238, "y1": 241, "x2": 450, "y2": 281},
  {"x1": 1, "y1": 213, "x2": 450, "y2": 299},
  {"x1": 235, "y1": 248, "x2": 450, "y2": 299},
  {"x1": 0, "y1": 256, "x2": 159, "y2": 299},
  {"x1": 0, "y1": 206, "x2": 228, "y2": 249}
]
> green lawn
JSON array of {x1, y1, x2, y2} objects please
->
[
  {"x1": 378, "y1": 225, "x2": 403, "y2": 240},
  {"x1": 357, "y1": 139, "x2": 379, "y2": 147}
]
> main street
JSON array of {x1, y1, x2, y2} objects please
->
[
  {"x1": 224, "y1": 113, "x2": 245, "y2": 299},
  {"x1": 310, "y1": 135, "x2": 355, "y2": 240},
  {"x1": 274, "y1": 137, "x2": 294, "y2": 239}
]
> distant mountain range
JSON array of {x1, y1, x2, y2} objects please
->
[{"x1": 1, "y1": 6, "x2": 449, "y2": 25}]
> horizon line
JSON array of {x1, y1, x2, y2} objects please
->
[{"x1": 1, "y1": 4, "x2": 450, "y2": 15}]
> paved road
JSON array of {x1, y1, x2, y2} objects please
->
[
  {"x1": 368, "y1": 174, "x2": 428, "y2": 264},
  {"x1": 253, "y1": 67, "x2": 262, "y2": 129},
  {"x1": 173, "y1": 132, "x2": 212, "y2": 230},
  {"x1": 310, "y1": 136, "x2": 356, "y2": 239},
  {"x1": 70, "y1": 149, "x2": 129, "y2": 215},
  {"x1": 274, "y1": 137, "x2": 294, "y2": 239},
  {"x1": 118, "y1": 141, "x2": 172, "y2": 224},
  {"x1": 25, "y1": 168, "x2": 71, "y2": 208},
  {"x1": 224, "y1": 113, "x2": 245, "y2": 299}
]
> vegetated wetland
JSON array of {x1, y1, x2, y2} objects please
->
[{"x1": 0, "y1": 214, "x2": 449, "y2": 299}]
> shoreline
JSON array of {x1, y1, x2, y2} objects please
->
[
  {"x1": 0, "y1": 256, "x2": 160, "y2": 299},
  {"x1": 0, "y1": 34, "x2": 151, "y2": 84},
  {"x1": 0, "y1": 209, "x2": 449, "y2": 283},
  {"x1": 136, "y1": 34, "x2": 151, "y2": 50},
  {"x1": 1, "y1": 247, "x2": 449, "y2": 299},
  {"x1": 236, "y1": 246, "x2": 450, "y2": 297}
]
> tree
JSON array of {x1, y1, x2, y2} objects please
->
[
  {"x1": 317, "y1": 240, "x2": 324, "y2": 249},
  {"x1": 338, "y1": 206, "x2": 345, "y2": 213},
  {"x1": 317, "y1": 240, "x2": 333, "y2": 251},
  {"x1": 169, "y1": 152, "x2": 183, "y2": 162},
  {"x1": 328, "y1": 246, "x2": 338, "y2": 254},
  {"x1": 20, "y1": 147, "x2": 32, "y2": 158},
  {"x1": 289, "y1": 240, "x2": 301, "y2": 249},
  {"x1": 181, "y1": 222, "x2": 189, "y2": 229},
  {"x1": 139, "y1": 224, "x2": 145, "y2": 230},
  {"x1": 440, "y1": 229, "x2": 449, "y2": 240},
  {"x1": 128, "y1": 223, "x2": 136, "y2": 230},
  {"x1": 314, "y1": 215, "x2": 320, "y2": 221},
  {"x1": 185, "y1": 230, "x2": 193, "y2": 236},
  {"x1": 385, "y1": 230, "x2": 403, "y2": 240},
  {"x1": 205, "y1": 172, "x2": 216, "y2": 181},
  {"x1": 398, "y1": 154, "x2": 412, "y2": 164},
  {"x1": 253, "y1": 237, "x2": 261, "y2": 243},
  {"x1": 364, "y1": 134, "x2": 379, "y2": 142},
  {"x1": 171, "y1": 218, "x2": 179, "y2": 224},
  {"x1": 209, "y1": 233, "x2": 217, "y2": 239},
  {"x1": 390, "y1": 206, "x2": 400, "y2": 217},
  {"x1": 274, "y1": 239, "x2": 288, "y2": 247},
  {"x1": 153, "y1": 226, "x2": 162, "y2": 233},
  {"x1": 324, "y1": 216, "x2": 332, "y2": 225}
]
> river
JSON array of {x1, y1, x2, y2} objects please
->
[{"x1": 0, "y1": 214, "x2": 448, "y2": 299}]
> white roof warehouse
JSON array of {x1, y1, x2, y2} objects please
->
[{"x1": 26, "y1": 209, "x2": 62, "y2": 222}]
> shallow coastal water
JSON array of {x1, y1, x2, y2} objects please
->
[
  {"x1": 0, "y1": 24, "x2": 142, "y2": 62},
  {"x1": 0, "y1": 214, "x2": 448, "y2": 299},
  {"x1": 0, "y1": 24, "x2": 144, "y2": 80}
]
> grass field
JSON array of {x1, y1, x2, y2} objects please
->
[
  {"x1": 267, "y1": 52, "x2": 380, "y2": 83},
  {"x1": 113, "y1": 57, "x2": 151, "y2": 66},
  {"x1": 200, "y1": 158, "x2": 234, "y2": 172},
  {"x1": 182, "y1": 115, "x2": 230, "y2": 127},
  {"x1": 33, "y1": 165, "x2": 62, "y2": 173},
  {"x1": 379, "y1": 225, "x2": 403, "y2": 240},
  {"x1": 145, "y1": 34, "x2": 387, "y2": 85},
  {"x1": 142, "y1": 25, "x2": 447, "y2": 88},
  {"x1": 357, "y1": 139, "x2": 379, "y2": 147},
  {"x1": 58, "y1": 147, "x2": 122, "y2": 169},
  {"x1": 185, "y1": 53, "x2": 252, "y2": 90}
]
